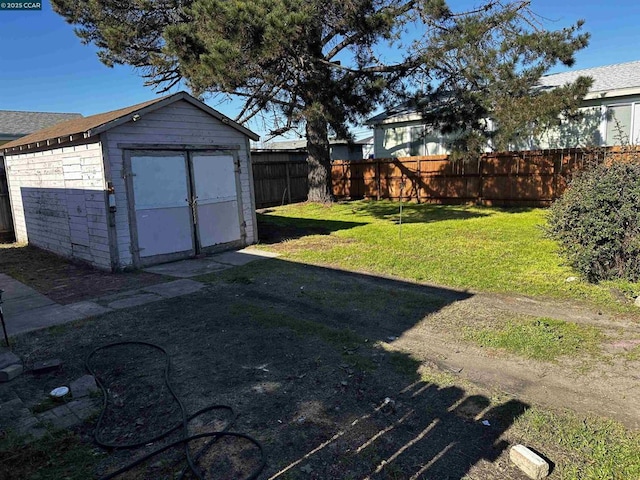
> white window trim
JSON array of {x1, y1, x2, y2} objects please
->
[{"x1": 602, "y1": 101, "x2": 635, "y2": 146}]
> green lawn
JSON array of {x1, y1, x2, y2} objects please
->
[
  {"x1": 258, "y1": 201, "x2": 640, "y2": 311},
  {"x1": 462, "y1": 316, "x2": 603, "y2": 361}
]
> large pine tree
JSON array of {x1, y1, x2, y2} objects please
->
[{"x1": 52, "y1": 0, "x2": 590, "y2": 202}]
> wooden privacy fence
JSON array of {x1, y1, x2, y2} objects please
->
[
  {"x1": 251, "y1": 147, "x2": 620, "y2": 208},
  {"x1": 331, "y1": 149, "x2": 605, "y2": 206},
  {"x1": 251, "y1": 151, "x2": 309, "y2": 208}
]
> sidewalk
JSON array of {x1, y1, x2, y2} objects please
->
[{"x1": 0, "y1": 248, "x2": 278, "y2": 337}]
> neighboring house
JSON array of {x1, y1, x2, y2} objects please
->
[
  {"x1": 367, "y1": 60, "x2": 640, "y2": 158},
  {"x1": 0, "y1": 110, "x2": 83, "y2": 148},
  {"x1": 2, "y1": 91, "x2": 259, "y2": 270},
  {"x1": 0, "y1": 110, "x2": 82, "y2": 240},
  {"x1": 259, "y1": 137, "x2": 369, "y2": 161}
]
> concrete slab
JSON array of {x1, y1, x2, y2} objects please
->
[
  {"x1": 6, "y1": 303, "x2": 86, "y2": 336},
  {"x1": 0, "y1": 351, "x2": 21, "y2": 370},
  {"x1": 66, "y1": 301, "x2": 113, "y2": 318},
  {"x1": 142, "y1": 248, "x2": 279, "y2": 278},
  {"x1": 0, "y1": 274, "x2": 46, "y2": 299},
  {"x1": 70, "y1": 375, "x2": 98, "y2": 398},
  {"x1": 0, "y1": 273, "x2": 56, "y2": 316},
  {"x1": 0, "y1": 396, "x2": 41, "y2": 436},
  {"x1": 141, "y1": 279, "x2": 205, "y2": 298},
  {"x1": 2, "y1": 295, "x2": 56, "y2": 316},
  {"x1": 106, "y1": 293, "x2": 162, "y2": 310},
  {"x1": 213, "y1": 248, "x2": 280, "y2": 266},
  {"x1": 143, "y1": 258, "x2": 231, "y2": 278}
]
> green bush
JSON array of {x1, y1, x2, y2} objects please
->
[{"x1": 547, "y1": 162, "x2": 640, "y2": 282}]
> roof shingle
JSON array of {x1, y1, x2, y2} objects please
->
[
  {"x1": 539, "y1": 60, "x2": 640, "y2": 92},
  {"x1": 0, "y1": 110, "x2": 82, "y2": 137},
  {"x1": 2, "y1": 97, "x2": 164, "y2": 150}
]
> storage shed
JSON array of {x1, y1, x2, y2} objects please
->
[{"x1": 2, "y1": 92, "x2": 260, "y2": 270}]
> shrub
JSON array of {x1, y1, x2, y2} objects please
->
[{"x1": 547, "y1": 161, "x2": 640, "y2": 282}]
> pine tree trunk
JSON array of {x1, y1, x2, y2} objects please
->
[{"x1": 306, "y1": 114, "x2": 332, "y2": 203}]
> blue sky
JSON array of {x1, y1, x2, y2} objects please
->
[{"x1": 1, "y1": 0, "x2": 639, "y2": 140}]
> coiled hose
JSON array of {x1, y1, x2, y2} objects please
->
[{"x1": 86, "y1": 341, "x2": 266, "y2": 480}]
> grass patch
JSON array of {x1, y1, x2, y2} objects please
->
[
  {"x1": 0, "y1": 430, "x2": 100, "y2": 480},
  {"x1": 514, "y1": 409, "x2": 640, "y2": 480},
  {"x1": 463, "y1": 317, "x2": 602, "y2": 361},
  {"x1": 625, "y1": 345, "x2": 640, "y2": 362},
  {"x1": 257, "y1": 202, "x2": 640, "y2": 312}
]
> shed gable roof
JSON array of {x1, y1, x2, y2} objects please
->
[
  {"x1": 2, "y1": 91, "x2": 259, "y2": 153},
  {"x1": 0, "y1": 110, "x2": 82, "y2": 137}
]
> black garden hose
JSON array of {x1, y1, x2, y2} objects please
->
[{"x1": 86, "y1": 341, "x2": 266, "y2": 480}]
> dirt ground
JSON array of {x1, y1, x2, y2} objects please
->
[
  {"x1": 1, "y1": 260, "x2": 529, "y2": 480},
  {"x1": 0, "y1": 243, "x2": 167, "y2": 304},
  {"x1": 1, "y1": 255, "x2": 639, "y2": 479}
]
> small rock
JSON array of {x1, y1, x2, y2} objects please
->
[
  {"x1": 565, "y1": 276, "x2": 578, "y2": 283},
  {"x1": 0, "y1": 364, "x2": 23, "y2": 382},
  {"x1": 635, "y1": 296, "x2": 640, "y2": 308},
  {"x1": 70, "y1": 375, "x2": 98, "y2": 398},
  {"x1": 32, "y1": 358, "x2": 63, "y2": 374},
  {"x1": 510, "y1": 444, "x2": 550, "y2": 479},
  {"x1": 381, "y1": 397, "x2": 396, "y2": 414},
  {"x1": 340, "y1": 381, "x2": 348, "y2": 387},
  {"x1": 387, "y1": 336, "x2": 397, "y2": 342},
  {"x1": 0, "y1": 352, "x2": 20, "y2": 370}
]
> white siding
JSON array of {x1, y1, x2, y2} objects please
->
[
  {"x1": 4, "y1": 142, "x2": 111, "y2": 269},
  {"x1": 103, "y1": 100, "x2": 256, "y2": 268},
  {"x1": 374, "y1": 122, "x2": 450, "y2": 158}
]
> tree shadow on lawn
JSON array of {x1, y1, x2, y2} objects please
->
[
  {"x1": 349, "y1": 201, "x2": 537, "y2": 225},
  {"x1": 257, "y1": 213, "x2": 367, "y2": 244},
  {"x1": 4, "y1": 258, "x2": 529, "y2": 479},
  {"x1": 348, "y1": 201, "x2": 491, "y2": 224}
]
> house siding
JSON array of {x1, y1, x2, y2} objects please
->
[
  {"x1": 103, "y1": 99, "x2": 256, "y2": 268},
  {"x1": 4, "y1": 142, "x2": 111, "y2": 269},
  {"x1": 371, "y1": 94, "x2": 640, "y2": 157},
  {"x1": 374, "y1": 121, "x2": 453, "y2": 158}
]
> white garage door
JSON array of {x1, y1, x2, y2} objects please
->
[
  {"x1": 129, "y1": 151, "x2": 242, "y2": 265},
  {"x1": 192, "y1": 154, "x2": 241, "y2": 248},
  {"x1": 131, "y1": 154, "x2": 195, "y2": 260}
]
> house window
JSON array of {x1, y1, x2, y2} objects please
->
[
  {"x1": 409, "y1": 126, "x2": 424, "y2": 156},
  {"x1": 633, "y1": 103, "x2": 640, "y2": 144},
  {"x1": 605, "y1": 104, "x2": 632, "y2": 145}
]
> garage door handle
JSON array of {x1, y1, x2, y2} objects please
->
[{"x1": 186, "y1": 196, "x2": 198, "y2": 225}]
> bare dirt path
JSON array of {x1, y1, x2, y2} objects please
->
[{"x1": 383, "y1": 290, "x2": 640, "y2": 429}]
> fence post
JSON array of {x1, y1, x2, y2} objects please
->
[
  {"x1": 416, "y1": 158, "x2": 421, "y2": 203},
  {"x1": 285, "y1": 162, "x2": 292, "y2": 204},
  {"x1": 376, "y1": 160, "x2": 381, "y2": 201},
  {"x1": 477, "y1": 156, "x2": 483, "y2": 204}
]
